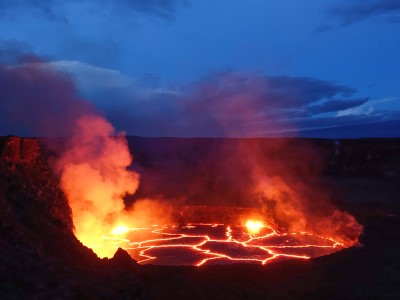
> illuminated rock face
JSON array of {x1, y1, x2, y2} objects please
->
[
  {"x1": 0, "y1": 136, "x2": 73, "y2": 235},
  {"x1": 0, "y1": 136, "x2": 143, "y2": 299},
  {"x1": 0, "y1": 136, "x2": 40, "y2": 163}
]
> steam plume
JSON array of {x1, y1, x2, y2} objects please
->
[
  {"x1": 56, "y1": 114, "x2": 175, "y2": 257},
  {"x1": 56, "y1": 115, "x2": 140, "y2": 257}
]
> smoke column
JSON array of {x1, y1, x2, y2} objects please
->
[
  {"x1": 0, "y1": 56, "x2": 174, "y2": 258},
  {"x1": 56, "y1": 115, "x2": 140, "y2": 257},
  {"x1": 178, "y1": 72, "x2": 364, "y2": 246}
]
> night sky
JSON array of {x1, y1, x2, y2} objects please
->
[{"x1": 0, "y1": 0, "x2": 399, "y2": 138}]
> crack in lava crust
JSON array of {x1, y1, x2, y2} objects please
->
[{"x1": 101, "y1": 223, "x2": 346, "y2": 266}]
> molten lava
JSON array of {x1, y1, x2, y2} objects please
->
[
  {"x1": 245, "y1": 220, "x2": 264, "y2": 235},
  {"x1": 95, "y1": 220, "x2": 351, "y2": 266},
  {"x1": 111, "y1": 225, "x2": 130, "y2": 236}
]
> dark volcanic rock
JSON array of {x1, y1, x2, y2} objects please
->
[
  {"x1": 111, "y1": 247, "x2": 139, "y2": 268},
  {"x1": 0, "y1": 136, "x2": 144, "y2": 299},
  {"x1": 126, "y1": 137, "x2": 400, "y2": 206},
  {"x1": 313, "y1": 138, "x2": 400, "y2": 179},
  {"x1": 0, "y1": 136, "x2": 40, "y2": 163}
]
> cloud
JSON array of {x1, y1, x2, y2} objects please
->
[
  {"x1": 337, "y1": 97, "x2": 400, "y2": 117},
  {"x1": 0, "y1": 40, "x2": 47, "y2": 66},
  {"x1": 25, "y1": 59, "x2": 180, "y2": 101},
  {"x1": 85, "y1": 69, "x2": 374, "y2": 137},
  {"x1": 1, "y1": 57, "x2": 396, "y2": 138},
  {"x1": 0, "y1": 0, "x2": 63, "y2": 21},
  {"x1": 0, "y1": 57, "x2": 93, "y2": 137},
  {"x1": 124, "y1": 0, "x2": 188, "y2": 19},
  {"x1": 326, "y1": 0, "x2": 400, "y2": 26},
  {"x1": 308, "y1": 98, "x2": 369, "y2": 115},
  {"x1": 183, "y1": 71, "x2": 356, "y2": 113},
  {"x1": 337, "y1": 104, "x2": 374, "y2": 117},
  {"x1": 180, "y1": 71, "x2": 363, "y2": 124},
  {"x1": 0, "y1": 0, "x2": 187, "y2": 20},
  {"x1": 46, "y1": 60, "x2": 135, "y2": 91}
]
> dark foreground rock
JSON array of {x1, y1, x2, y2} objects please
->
[{"x1": 0, "y1": 136, "x2": 145, "y2": 299}]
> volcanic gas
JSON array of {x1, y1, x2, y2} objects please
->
[
  {"x1": 56, "y1": 115, "x2": 175, "y2": 258},
  {"x1": 54, "y1": 115, "x2": 362, "y2": 264}
]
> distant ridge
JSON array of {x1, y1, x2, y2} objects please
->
[
  {"x1": 281, "y1": 120, "x2": 400, "y2": 139},
  {"x1": 125, "y1": 120, "x2": 400, "y2": 139}
]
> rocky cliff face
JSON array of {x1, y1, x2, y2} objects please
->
[
  {"x1": 0, "y1": 136, "x2": 144, "y2": 299},
  {"x1": 0, "y1": 136, "x2": 40, "y2": 163}
]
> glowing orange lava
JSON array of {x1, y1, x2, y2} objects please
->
[
  {"x1": 111, "y1": 225, "x2": 130, "y2": 236},
  {"x1": 245, "y1": 220, "x2": 264, "y2": 235},
  {"x1": 95, "y1": 222, "x2": 348, "y2": 266}
]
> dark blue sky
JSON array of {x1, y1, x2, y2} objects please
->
[{"x1": 0, "y1": 0, "x2": 399, "y2": 138}]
